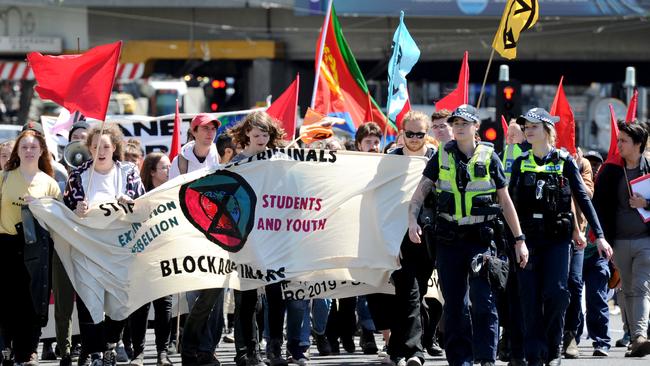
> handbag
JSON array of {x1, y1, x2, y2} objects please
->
[{"x1": 608, "y1": 261, "x2": 621, "y2": 289}]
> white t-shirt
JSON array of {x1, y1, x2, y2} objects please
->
[{"x1": 84, "y1": 167, "x2": 119, "y2": 205}]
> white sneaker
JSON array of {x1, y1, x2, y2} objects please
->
[{"x1": 406, "y1": 356, "x2": 422, "y2": 366}]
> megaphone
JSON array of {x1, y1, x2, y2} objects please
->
[{"x1": 63, "y1": 141, "x2": 91, "y2": 169}]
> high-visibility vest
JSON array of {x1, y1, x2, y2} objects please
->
[
  {"x1": 514, "y1": 149, "x2": 572, "y2": 222},
  {"x1": 502, "y1": 143, "x2": 523, "y2": 179},
  {"x1": 436, "y1": 143, "x2": 497, "y2": 224}
]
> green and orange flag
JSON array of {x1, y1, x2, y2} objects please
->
[{"x1": 313, "y1": 5, "x2": 394, "y2": 136}]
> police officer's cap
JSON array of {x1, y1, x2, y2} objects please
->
[
  {"x1": 516, "y1": 107, "x2": 560, "y2": 126},
  {"x1": 447, "y1": 104, "x2": 480, "y2": 124}
]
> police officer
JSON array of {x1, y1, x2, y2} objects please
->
[
  {"x1": 508, "y1": 108, "x2": 612, "y2": 366},
  {"x1": 501, "y1": 121, "x2": 530, "y2": 180},
  {"x1": 408, "y1": 104, "x2": 527, "y2": 366}
]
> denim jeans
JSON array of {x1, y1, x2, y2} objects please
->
[
  {"x1": 582, "y1": 253, "x2": 611, "y2": 350},
  {"x1": 356, "y1": 296, "x2": 375, "y2": 331},
  {"x1": 311, "y1": 299, "x2": 331, "y2": 335},
  {"x1": 564, "y1": 247, "x2": 585, "y2": 340},
  {"x1": 182, "y1": 288, "x2": 224, "y2": 355},
  {"x1": 286, "y1": 300, "x2": 310, "y2": 351}
]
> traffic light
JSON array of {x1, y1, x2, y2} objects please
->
[
  {"x1": 479, "y1": 120, "x2": 505, "y2": 153},
  {"x1": 205, "y1": 79, "x2": 227, "y2": 112},
  {"x1": 495, "y1": 80, "x2": 522, "y2": 122}
]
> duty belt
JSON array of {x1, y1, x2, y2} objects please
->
[{"x1": 439, "y1": 213, "x2": 497, "y2": 226}]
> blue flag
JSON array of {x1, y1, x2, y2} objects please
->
[{"x1": 387, "y1": 12, "x2": 420, "y2": 125}]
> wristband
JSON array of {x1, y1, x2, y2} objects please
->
[{"x1": 514, "y1": 234, "x2": 526, "y2": 242}]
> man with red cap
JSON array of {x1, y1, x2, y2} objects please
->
[{"x1": 169, "y1": 113, "x2": 222, "y2": 366}]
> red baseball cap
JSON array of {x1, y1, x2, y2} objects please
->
[{"x1": 190, "y1": 113, "x2": 221, "y2": 130}]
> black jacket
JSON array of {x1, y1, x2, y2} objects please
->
[{"x1": 592, "y1": 156, "x2": 650, "y2": 244}]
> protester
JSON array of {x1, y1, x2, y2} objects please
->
[
  {"x1": 420, "y1": 110, "x2": 450, "y2": 358},
  {"x1": 583, "y1": 150, "x2": 604, "y2": 177},
  {"x1": 509, "y1": 108, "x2": 611, "y2": 366},
  {"x1": 387, "y1": 111, "x2": 436, "y2": 366},
  {"x1": 228, "y1": 111, "x2": 288, "y2": 366},
  {"x1": 64, "y1": 124, "x2": 145, "y2": 366},
  {"x1": 123, "y1": 139, "x2": 145, "y2": 171},
  {"x1": 355, "y1": 122, "x2": 381, "y2": 153},
  {"x1": 408, "y1": 104, "x2": 526, "y2": 366},
  {"x1": 126, "y1": 152, "x2": 173, "y2": 366},
  {"x1": 215, "y1": 133, "x2": 238, "y2": 164},
  {"x1": 502, "y1": 121, "x2": 530, "y2": 180},
  {"x1": 0, "y1": 139, "x2": 15, "y2": 170},
  {"x1": 168, "y1": 113, "x2": 223, "y2": 366},
  {"x1": 593, "y1": 121, "x2": 650, "y2": 357},
  {"x1": 0, "y1": 130, "x2": 61, "y2": 366},
  {"x1": 562, "y1": 148, "x2": 594, "y2": 359}
]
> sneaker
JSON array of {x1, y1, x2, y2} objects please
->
[
  {"x1": 340, "y1": 337, "x2": 355, "y2": 354},
  {"x1": 314, "y1": 335, "x2": 331, "y2": 356},
  {"x1": 196, "y1": 352, "x2": 220, "y2": 366},
  {"x1": 89, "y1": 353, "x2": 103, "y2": 366},
  {"x1": 102, "y1": 347, "x2": 116, "y2": 366},
  {"x1": 2, "y1": 348, "x2": 13, "y2": 365},
  {"x1": 625, "y1": 335, "x2": 650, "y2": 357},
  {"x1": 425, "y1": 341, "x2": 443, "y2": 357},
  {"x1": 405, "y1": 357, "x2": 422, "y2": 366},
  {"x1": 71, "y1": 345, "x2": 81, "y2": 362},
  {"x1": 266, "y1": 340, "x2": 288, "y2": 366},
  {"x1": 616, "y1": 333, "x2": 631, "y2": 348},
  {"x1": 562, "y1": 332, "x2": 579, "y2": 359},
  {"x1": 60, "y1": 355, "x2": 73, "y2": 366},
  {"x1": 128, "y1": 353, "x2": 144, "y2": 366},
  {"x1": 593, "y1": 347, "x2": 609, "y2": 357},
  {"x1": 42, "y1": 342, "x2": 57, "y2": 361},
  {"x1": 156, "y1": 352, "x2": 172, "y2": 366},
  {"x1": 222, "y1": 334, "x2": 235, "y2": 344},
  {"x1": 76, "y1": 353, "x2": 90, "y2": 366},
  {"x1": 507, "y1": 359, "x2": 527, "y2": 366},
  {"x1": 21, "y1": 353, "x2": 39, "y2": 366},
  {"x1": 114, "y1": 343, "x2": 128, "y2": 363},
  {"x1": 244, "y1": 353, "x2": 265, "y2": 366},
  {"x1": 360, "y1": 329, "x2": 378, "y2": 355},
  {"x1": 166, "y1": 341, "x2": 177, "y2": 356}
]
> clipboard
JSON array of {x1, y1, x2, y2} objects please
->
[{"x1": 629, "y1": 173, "x2": 650, "y2": 223}]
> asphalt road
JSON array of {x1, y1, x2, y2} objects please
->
[{"x1": 36, "y1": 308, "x2": 648, "y2": 366}]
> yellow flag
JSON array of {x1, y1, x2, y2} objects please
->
[{"x1": 492, "y1": 0, "x2": 539, "y2": 59}]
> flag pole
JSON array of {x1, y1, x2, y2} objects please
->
[
  {"x1": 383, "y1": 11, "x2": 405, "y2": 150},
  {"x1": 476, "y1": 48, "x2": 495, "y2": 109},
  {"x1": 310, "y1": 0, "x2": 334, "y2": 109}
]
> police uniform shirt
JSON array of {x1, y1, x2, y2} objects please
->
[
  {"x1": 508, "y1": 149, "x2": 604, "y2": 239},
  {"x1": 422, "y1": 141, "x2": 508, "y2": 191}
]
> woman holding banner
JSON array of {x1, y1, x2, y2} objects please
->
[
  {"x1": 509, "y1": 108, "x2": 611, "y2": 366},
  {"x1": 125, "y1": 152, "x2": 174, "y2": 366},
  {"x1": 63, "y1": 124, "x2": 145, "y2": 366},
  {"x1": 0, "y1": 130, "x2": 61, "y2": 366},
  {"x1": 228, "y1": 111, "x2": 300, "y2": 366}
]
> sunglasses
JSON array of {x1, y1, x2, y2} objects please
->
[{"x1": 404, "y1": 131, "x2": 426, "y2": 139}]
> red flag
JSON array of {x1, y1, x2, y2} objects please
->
[
  {"x1": 395, "y1": 98, "x2": 411, "y2": 130},
  {"x1": 435, "y1": 51, "x2": 469, "y2": 111},
  {"x1": 605, "y1": 104, "x2": 623, "y2": 167},
  {"x1": 626, "y1": 88, "x2": 638, "y2": 124},
  {"x1": 169, "y1": 99, "x2": 181, "y2": 161},
  {"x1": 27, "y1": 41, "x2": 122, "y2": 121},
  {"x1": 501, "y1": 115, "x2": 509, "y2": 139},
  {"x1": 313, "y1": 5, "x2": 392, "y2": 136},
  {"x1": 550, "y1": 76, "x2": 576, "y2": 155},
  {"x1": 266, "y1": 74, "x2": 299, "y2": 141}
]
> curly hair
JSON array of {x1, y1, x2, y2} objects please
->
[
  {"x1": 85, "y1": 124, "x2": 125, "y2": 161},
  {"x1": 4, "y1": 130, "x2": 54, "y2": 177},
  {"x1": 228, "y1": 111, "x2": 286, "y2": 149}
]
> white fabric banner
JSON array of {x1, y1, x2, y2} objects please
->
[{"x1": 30, "y1": 149, "x2": 426, "y2": 322}]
